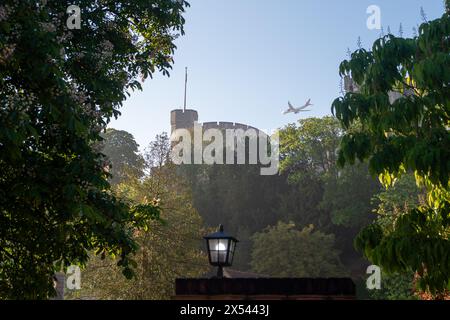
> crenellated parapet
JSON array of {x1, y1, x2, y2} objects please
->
[
  {"x1": 170, "y1": 109, "x2": 199, "y2": 133},
  {"x1": 202, "y1": 121, "x2": 261, "y2": 134},
  {"x1": 171, "y1": 109, "x2": 265, "y2": 136}
]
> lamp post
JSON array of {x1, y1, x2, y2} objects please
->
[{"x1": 204, "y1": 224, "x2": 238, "y2": 278}]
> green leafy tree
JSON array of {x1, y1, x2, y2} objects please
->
[
  {"x1": 180, "y1": 162, "x2": 287, "y2": 270},
  {"x1": 178, "y1": 126, "x2": 290, "y2": 271},
  {"x1": 276, "y1": 173, "x2": 327, "y2": 229},
  {"x1": 320, "y1": 162, "x2": 381, "y2": 275},
  {"x1": 280, "y1": 117, "x2": 380, "y2": 230},
  {"x1": 0, "y1": 0, "x2": 188, "y2": 299},
  {"x1": 76, "y1": 165, "x2": 207, "y2": 299},
  {"x1": 280, "y1": 117, "x2": 342, "y2": 182},
  {"x1": 278, "y1": 117, "x2": 344, "y2": 230},
  {"x1": 251, "y1": 222, "x2": 345, "y2": 277},
  {"x1": 320, "y1": 162, "x2": 380, "y2": 230},
  {"x1": 73, "y1": 133, "x2": 207, "y2": 299},
  {"x1": 374, "y1": 174, "x2": 423, "y2": 231},
  {"x1": 366, "y1": 174, "x2": 422, "y2": 300},
  {"x1": 332, "y1": 4, "x2": 449, "y2": 294},
  {"x1": 279, "y1": 117, "x2": 380, "y2": 275},
  {"x1": 145, "y1": 132, "x2": 171, "y2": 170},
  {"x1": 369, "y1": 271, "x2": 416, "y2": 300},
  {"x1": 101, "y1": 128, "x2": 144, "y2": 185}
]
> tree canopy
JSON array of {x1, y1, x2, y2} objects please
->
[
  {"x1": 0, "y1": 0, "x2": 188, "y2": 299},
  {"x1": 76, "y1": 132, "x2": 207, "y2": 299},
  {"x1": 101, "y1": 128, "x2": 144, "y2": 185},
  {"x1": 251, "y1": 222, "x2": 345, "y2": 278},
  {"x1": 279, "y1": 116, "x2": 342, "y2": 182},
  {"x1": 332, "y1": 4, "x2": 449, "y2": 294}
]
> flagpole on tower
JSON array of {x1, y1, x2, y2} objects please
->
[{"x1": 183, "y1": 67, "x2": 187, "y2": 112}]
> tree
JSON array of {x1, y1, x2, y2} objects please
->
[
  {"x1": 320, "y1": 162, "x2": 380, "y2": 230},
  {"x1": 278, "y1": 117, "x2": 380, "y2": 273},
  {"x1": 374, "y1": 174, "x2": 423, "y2": 231},
  {"x1": 101, "y1": 128, "x2": 144, "y2": 185},
  {"x1": 73, "y1": 133, "x2": 208, "y2": 299},
  {"x1": 179, "y1": 161, "x2": 288, "y2": 270},
  {"x1": 177, "y1": 128, "x2": 290, "y2": 270},
  {"x1": 319, "y1": 162, "x2": 381, "y2": 274},
  {"x1": 76, "y1": 165, "x2": 208, "y2": 299},
  {"x1": 0, "y1": 0, "x2": 188, "y2": 299},
  {"x1": 279, "y1": 117, "x2": 343, "y2": 182},
  {"x1": 145, "y1": 132, "x2": 171, "y2": 170},
  {"x1": 276, "y1": 173, "x2": 327, "y2": 230},
  {"x1": 366, "y1": 174, "x2": 422, "y2": 300},
  {"x1": 251, "y1": 222, "x2": 345, "y2": 277},
  {"x1": 369, "y1": 271, "x2": 416, "y2": 300},
  {"x1": 332, "y1": 4, "x2": 449, "y2": 294},
  {"x1": 277, "y1": 116, "x2": 429, "y2": 295},
  {"x1": 278, "y1": 117, "x2": 344, "y2": 230}
]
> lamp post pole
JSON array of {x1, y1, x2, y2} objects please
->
[{"x1": 217, "y1": 265, "x2": 223, "y2": 278}]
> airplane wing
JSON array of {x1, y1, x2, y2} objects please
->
[
  {"x1": 288, "y1": 101, "x2": 295, "y2": 111},
  {"x1": 283, "y1": 103, "x2": 292, "y2": 114}
]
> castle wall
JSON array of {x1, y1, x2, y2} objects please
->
[{"x1": 171, "y1": 109, "x2": 264, "y2": 136}]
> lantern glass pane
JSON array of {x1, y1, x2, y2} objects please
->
[
  {"x1": 208, "y1": 239, "x2": 229, "y2": 264},
  {"x1": 227, "y1": 240, "x2": 236, "y2": 264}
]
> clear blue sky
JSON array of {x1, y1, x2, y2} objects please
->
[{"x1": 110, "y1": 0, "x2": 445, "y2": 150}]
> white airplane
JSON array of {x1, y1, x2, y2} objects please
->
[{"x1": 283, "y1": 99, "x2": 313, "y2": 115}]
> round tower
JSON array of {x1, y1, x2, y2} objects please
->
[{"x1": 170, "y1": 109, "x2": 198, "y2": 133}]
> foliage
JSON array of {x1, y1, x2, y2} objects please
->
[
  {"x1": 279, "y1": 117, "x2": 381, "y2": 274},
  {"x1": 278, "y1": 117, "x2": 343, "y2": 231},
  {"x1": 250, "y1": 222, "x2": 346, "y2": 277},
  {"x1": 369, "y1": 271, "x2": 416, "y2": 300},
  {"x1": 280, "y1": 117, "x2": 380, "y2": 230},
  {"x1": 276, "y1": 172, "x2": 328, "y2": 229},
  {"x1": 73, "y1": 133, "x2": 207, "y2": 299},
  {"x1": 75, "y1": 167, "x2": 207, "y2": 299},
  {"x1": 367, "y1": 175, "x2": 421, "y2": 300},
  {"x1": 333, "y1": 5, "x2": 450, "y2": 294},
  {"x1": 374, "y1": 174, "x2": 423, "y2": 231},
  {"x1": 145, "y1": 132, "x2": 171, "y2": 170},
  {"x1": 101, "y1": 128, "x2": 144, "y2": 185},
  {"x1": 321, "y1": 162, "x2": 380, "y2": 229},
  {"x1": 180, "y1": 117, "x2": 379, "y2": 274},
  {"x1": 0, "y1": 0, "x2": 188, "y2": 299},
  {"x1": 179, "y1": 161, "x2": 288, "y2": 270},
  {"x1": 279, "y1": 117, "x2": 342, "y2": 182}
]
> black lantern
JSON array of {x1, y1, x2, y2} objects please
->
[{"x1": 204, "y1": 224, "x2": 238, "y2": 278}]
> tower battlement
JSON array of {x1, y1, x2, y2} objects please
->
[
  {"x1": 170, "y1": 109, "x2": 199, "y2": 133},
  {"x1": 170, "y1": 109, "x2": 264, "y2": 135}
]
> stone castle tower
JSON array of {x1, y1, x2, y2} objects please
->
[
  {"x1": 170, "y1": 108, "x2": 263, "y2": 135},
  {"x1": 170, "y1": 109, "x2": 199, "y2": 133}
]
